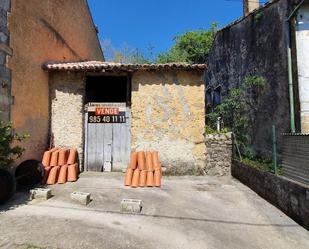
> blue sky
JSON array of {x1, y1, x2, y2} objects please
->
[{"x1": 88, "y1": 0, "x2": 247, "y2": 59}]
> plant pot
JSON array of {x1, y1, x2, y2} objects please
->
[
  {"x1": 67, "y1": 163, "x2": 78, "y2": 182},
  {"x1": 49, "y1": 148, "x2": 58, "y2": 153},
  {"x1": 42, "y1": 150, "x2": 52, "y2": 167},
  {"x1": 67, "y1": 149, "x2": 77, "y2": 165},
  {"x1": 146, "y1": 171, "x2": 154, "y2": 187},
  {"x1": 152, "y1": 151, "x2": 161, "y2": 170},
  {"x1": 0, "y1": 169, "x2": 15, "y2": 204},
  {"x1": 46, "y1": 166, "x2": 60, "y2": 185},
  {"x1": 146, "y1": 151, "x2": 153, "y2": 171},
  {"x1": 131, "y1": 169, "x2": 140, "y2": 188},
  {"x1": 50, "y1": 149, "x2": 60, "y2": 167},
  {"x1": 139, "y1": 170, "x2": 147, "y2": 187},
  {"x1": 58, "y1": 149, "x2": 68, "y2": 166},
  {"x1": 154, "y1": 170, "x2": 161, "y2": 187},
  {"x1": 124, "y1": 168, "x2": 134, "y2": 186},
  {"x1": 129, "y1": 152, "x2": 138, "y2": 170},
  {"x1": 57, "y1": 165, "x2": 68, "y2": 184},
  {"x1": 137, "y1": 151, "x2": 146, "y2": 170},
  {"x1": 41, "y1": 166, "x2": 51, "y2": 185}
]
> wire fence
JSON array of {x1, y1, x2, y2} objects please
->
[{"x1": 231, "y1": 126, "x2": 309, "y2": 186}]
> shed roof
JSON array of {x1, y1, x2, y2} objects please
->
[{"x1": 43, "y1": 61, "x2": 207, "y2": 73}]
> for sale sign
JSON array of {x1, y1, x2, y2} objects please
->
[
  {"x1": 95, "y1": 108, "x2": 119, "y2": 116},
  {"x1": 87, "y1": 103, "x2": 126, "y2": 123}
]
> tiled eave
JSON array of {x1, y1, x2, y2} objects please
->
[{"x1": 42, "y1": 61, "x2": 207, "y2": 73}]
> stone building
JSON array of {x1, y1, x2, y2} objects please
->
[
  {"x1": 206, "y1": 0, "x2": 309, "y2": 158},
  {"x1": 43, "y1": 62, "x2": 207, "y2": 175},
  {"x1": 0, "y1": 0, "x2": 103, "y2": 165}
]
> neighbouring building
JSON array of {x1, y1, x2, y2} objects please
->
[
  {"x1": 0, "y1": 0, "x2": 103, "y2": 165},
  {"x1": 295, "y1": 1, "x2": 309, "y2": 133},
  {"x1": 43, "y1": 62, "x2": 207, "y2": 175},
  {"x1": 206, "y1": 0, "x2": 309, "y2": 158},
  {"x1": 0, "y1": 0, "x2": 11, "y2": 121}
]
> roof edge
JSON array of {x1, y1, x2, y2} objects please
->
[{"x1": 42, "y1": 61, "x2": 207, "y2": 73}]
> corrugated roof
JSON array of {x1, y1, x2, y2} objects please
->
[{"x1": 43, "y1": 61, "x2": 207, "y2": 72}]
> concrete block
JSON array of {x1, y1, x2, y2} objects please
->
[
  {"x1": 121, "y1": 199, "x2": 143, "y2": 213},
  {"x1": 29, "y1": 188, "x2": 52, "y2": 200},
  {"x1": 71, "y1": 191, "x2": 91, "y2": 205}
]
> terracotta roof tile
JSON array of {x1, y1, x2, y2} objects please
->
[{"x1": 43, "y1": 61, "x2": 207, "y2": 72}]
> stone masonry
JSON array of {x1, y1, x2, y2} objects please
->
[
  {"x1": 131, "y1": 71, "x2": 206, "y2": 175},
  {"x1": 50, "y1": 72, "x2": 85, "y2": 170},
  {"x1": 0, "y1": 0, "x2": 11, "y2": 121},
  {"x1": 204, "y1": 133, "x2": 232, "y2": 176}
]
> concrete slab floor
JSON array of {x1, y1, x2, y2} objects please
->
[{"x1": 0, "y1": 172, "x2": 309, "y2": 249}]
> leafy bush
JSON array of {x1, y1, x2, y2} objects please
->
[
  {"x1": 206, "y1": 76, "x2": 266, "y2": 157},
  {"x1": 0, "y1": 119, "x2": 29, "y2": 170}
]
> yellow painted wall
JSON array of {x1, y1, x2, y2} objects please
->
[
  {"x1": 8, "y1": 0, "x2": 103, "y2": 164},
  {"x1": 131, "y1": 71, "x2": 206, "y2": 174}
]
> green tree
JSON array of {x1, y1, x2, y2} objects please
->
[{"x1": 155, "y1": 23, "x2": 218, "y2": 64}]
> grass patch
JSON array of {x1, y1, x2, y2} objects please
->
[
  {"x1": 240, "y1": 157, "x2": 272, "y2": 172},
  {"x1": 205, "y1": 125, "x2": 230, "y2": 135}
]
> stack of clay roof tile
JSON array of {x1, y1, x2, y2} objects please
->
[
  {"x1": 124, "y1": 151, "x2": 162, "y2": 188},
  {"x1": 41, "y1": 148, "x2": 79, "y2": 185}
]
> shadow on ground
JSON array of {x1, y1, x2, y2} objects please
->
[{"x1": 0, "y1": 184, "x2": 49, "y2": 212}]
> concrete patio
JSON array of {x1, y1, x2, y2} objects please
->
[{"x1": 0, "y1": 173, "x2": 309, "y2": 249}]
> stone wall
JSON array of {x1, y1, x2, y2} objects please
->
[
  {"x1": 205, "y1": 133, "x2": 232, "y2": 176},
  {"x1": 50, "y1": 72, "x2": 85, "y2": 169},
  {"x1": 131, "y1": 71, "x2": 206, "y2": 175},
  {"x1": 206, "y1": 0, "x2": 303, "y2": 158},
  {"x1": 232, "y1": 160, "x2": 309, "y2": 230},
  {"x1": 0, "y1": 0, "x2": 11, "y2": 121}
]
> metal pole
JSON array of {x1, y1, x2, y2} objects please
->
[
  {"x1": 272, "y1": 125, "x2": 278, "y2": 175},
  {"x1": 285, "y1": 20, "x2": 296, "y2": 133},
  {"x1": 233, "y1": 133, "x2": 242, "y2": 161},
  {"x1": 217, "y1": 117, "x2": 221, "y2": 132}
]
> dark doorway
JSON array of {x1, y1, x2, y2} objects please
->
[{"x1": 85, "y1": 76, "x2": 130, "y2": 104}]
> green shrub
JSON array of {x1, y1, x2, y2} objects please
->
[
  {"x1": 0, "y1": 118, "x2": 29, "y2": 170},
  {"x1": 206, "y1": 76, "x2": 266, "y2": 157}
]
